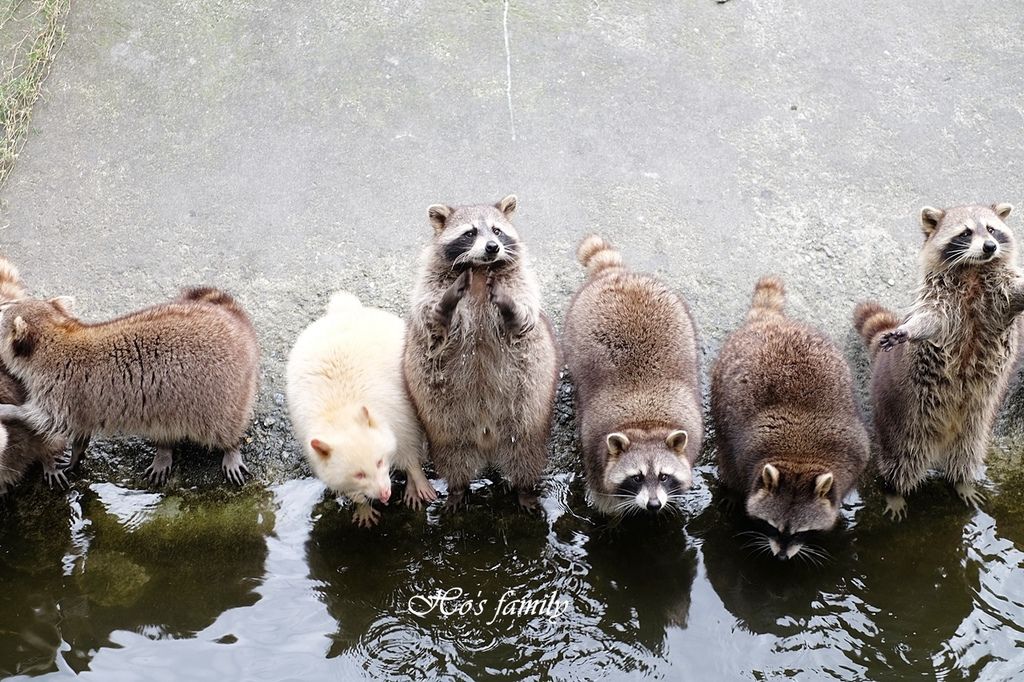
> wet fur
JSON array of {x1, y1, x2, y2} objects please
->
[
  {"x1": 854, "y1": 203, "x2": 1024, "y2": 515},
  {"x1": 0, "y1": 287, "x2": 259, "y2": 484},
  {"x1": 403, "y1": 196, "x2": 559, "y2": 507},
  {"x1": 712, "y1": 277, "x2": 869, "y2": 557},
  {"x1": 563, "y1": 235, "x2": 703, "y2": 515}
]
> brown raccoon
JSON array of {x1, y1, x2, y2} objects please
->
[
  {"x1": 854, "y1": 203, "x2": 1024, "y2": 520},
  {"x1": 0, "y1": 287, "x2": 260, "y2": 486},
  {"x1": 0, "y1": 256, "x2": 67, "y2": 495},
  {"x1": 712, "y1": 277, "x2": 869, "y2": 559},
  {"x1": 403, "y1": 195, "x2": 559, "y2": 509},
  {"x1": 563, "y1": 235, "x2": 703, "y2": 516}
]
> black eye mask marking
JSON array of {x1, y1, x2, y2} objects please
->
[
  {"x1": 941, "y1": 229, "x2": 974, "y2": 263},
  {"x1": 441, "y1": 229, "x2": 479, "y2": 263}
]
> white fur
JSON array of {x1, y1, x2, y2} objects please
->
[{"x1": 286, "y1": 293, "x2": 435, "y2": 514}]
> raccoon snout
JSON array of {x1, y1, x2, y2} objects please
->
[
  {"x1": 485, "y1": 241, "x2": 500, "y2": 255},
  {"x1": 646, "y1": 498, "x2": 663, "y2": 511},
  {"x1": 983, "y1": 240, "x2": 998, "y2": 255},
  {"x1": 379, "y1": 486, "x2": 391, "y2": 504}
]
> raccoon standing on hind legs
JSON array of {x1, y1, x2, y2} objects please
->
[
  {"x1": 855, "y1": 203, "x2": 1024, "y2": 520},
  {"x1": 403, "y1": 195, "x2": 559, "y2": 510}
]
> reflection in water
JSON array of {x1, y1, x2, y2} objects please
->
[
  {"x1": 306, "y1": 477, "x2": 696, "y2": 680},
  {"x1": 0, "y1": 492, "x2": 74, "y2": 678},
  {"x1": 2, "y1": 469, "x2": 1024, "y2": 680}
]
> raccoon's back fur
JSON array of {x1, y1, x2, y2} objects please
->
[
  {"x1": 563, "y1": 235, "x2": 703, "y2": 512},
  {"x1": 712, "y1": 278, "x2": 869, "y2": 522},
  {"x1": 0, "y1": 289, "x2": 259, "y2": 453},
  {"x1": 403, "y1": 198, "x2": 559, "y2": 500}
]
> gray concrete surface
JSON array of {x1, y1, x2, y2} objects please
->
[{"x1": 1, "y1": 0, "x2": 1023, "y2": 488}]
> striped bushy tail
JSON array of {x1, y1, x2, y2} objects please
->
[
  {"x1": 853, "y1": 302, "x2": 900, "y2": 356},
  {"x1": 577, "y1": 235, "x2": 623, "y2": 278},
  {"x1": 746, "y1": 276, "x2": 786, "y2": 323},
  {"x1": 0, "y1": 256, "x2": 25, "y2": 303},
  {"x1": 326, "y1": 291, "x2": 362, "y2": 316},
  {"x1": 179, "y1": 286, "x2": 249, "y2": 320}
]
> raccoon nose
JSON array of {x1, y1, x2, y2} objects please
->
[
  {"x1": 646, "y1": 499, "x2": 662, "y2": 511},
  {"x1": 485, "y1": 241, "x2": 500, "y2": 255},
  {"x1": 983, "y1": 240, "x2": 997, "y2": 255}
]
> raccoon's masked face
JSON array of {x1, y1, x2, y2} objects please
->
[
  {"x1": 428, "y1": 195, "x2": 521, "y2": 270},
  {"x1": 602, "y1": 430, "x2": 692, "y2": 514},
  {"x1": 0, "y1": 296, "x2": 75, "y2": 362},
  {"x1": 921, "y1": 203, "x2": 1015, "y2": 269},
  {"x1": 745, "y1": 463, "x2": 838, "y2": 560}
]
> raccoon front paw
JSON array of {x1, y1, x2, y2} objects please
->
[
  {"x1": 516, "y1": 488, "x2": 540, "y2": 511},
  {"x1": 884, "y1": 494, "x2": 908, "y2": 521},
  {"x1": 955, "y1": 482, "x2": 985, "y2": 509},
  {"x1": 879, "y1": 328, "x2": 909, "y2": 351},
  {"x1": 352, "y1": 503, "x2": 381, "y2": 528},
  {"x1": 43, "y1": 463, "x2": 70, "y2": 490},
  {"x1": 403, "y1": 476, "x2": 438, "y2": 510}
]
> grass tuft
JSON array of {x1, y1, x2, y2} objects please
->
[{"x1": 0, "y1": 0, "x2": 70, "y2": 187}]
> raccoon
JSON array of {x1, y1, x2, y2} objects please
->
[
  {"x1": 403, "y1": 195, "x2": 559, "y2": 509},
  {"x1": 0, "y1": 256, "x2": 67, "y2": 496},
  {"x1": 562, "y1": 235, "x2": 703, "y2": 516},
  {"x1": 286, "y1": 292, "x2": 436, "y2": 527},
  {"x1": 0, "y1": 287, "x2": 259, "y2": 486},
  {"x1": 712, "y1": 277, "x2": 869, "y2": 559},
  {"x1": 854, "y1": 203, "x2": 1024, "y2": 520}
]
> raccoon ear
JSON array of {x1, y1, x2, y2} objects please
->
[
  {"x1": 606, "y1": 432, "x2": 630, "y2": 457},
  {"x1": 920, "y1": 206, "x2": 945, "y2": 238},
  {"x1": 665, "y1": 429, "x2": 688, "y2": 454},
  {"x1": 310, "y1": 438, "x2": 331, "y2": 459},
  {"x1": 761, "y1": 463, "x2": 780, "y2": 492},
  {"x1": 815, "y1": 472, "x2": 834, "y2": 498},
  {"x1": 10, "y1": 316, "x2": 37, "y2": 357},
  {"x1": 49, "y1": 296, "x2": 75, "y2": 315},
  {"x1": 496, "y1": 194, "x2": 517, "y2": 218},
  {"x1": 993, "y1": 203, "x2": 1014, "y2": 221},
  {"x1": 428, "y1": 204, "x2": 452, "y2": 233},
  {"x1": 359, "y1": 406, "x2": 377, "y2": 428}
]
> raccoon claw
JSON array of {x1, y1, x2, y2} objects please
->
[
  {"x1": 403, "y1": 477, "x2": 438, "y2": 510},
  {"x1": 879, "y1": 329, "x2": 908, "y2": 351},
  {"x1": 221, "y1": 451, "x2": 249, "y2": 486},
  {"x1": 352, "y1": 503, "x2": 381, "y2": 528},
  {"x1": 884, "y1": 494, "x2": 908, "y2": 521},
  {"x1": 444, "y1": 488, "x2": 467, "y2": 511},
  {"x1": 955, "y1": 482, "x2": 985, "y2": 509},
  {"x1": 145, "y1": 463, "x2": 170, "y2": 486},
  {"x1": 44, "y1": 467, "x2": 70, "y2": 490}
]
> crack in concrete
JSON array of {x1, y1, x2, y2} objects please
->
[{"x1": 502, "y1": 0, "x2": 516, "y2": 141}]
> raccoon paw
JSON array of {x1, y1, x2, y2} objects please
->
[
  {"x1": 221, "y1": 451, "x2": 249, "y2": 487},
  {"x1": 516, "y1": 488, "x2": 540, "y2": 511},
  {"x1": 352, "y1": 503, "x2": 381, "y2": 528},
  {"x1": 879, "y1": 329, "x2": 909, "y2": 351},
  {"x1": 403, "y1": 477, "x2": 438, "y2": 510},
  {"x1": 955, "y1": 482, "x2": 985, "y2": 509},
  {"x1": 43, "y1": 464, "x2": 70, "y2": 491},
  {"x1": 444, "y1": 487, "x2": 467, "y2": 511},
  {"x1": 884, "y1": 494, "x2": 908, "y2": 521}
]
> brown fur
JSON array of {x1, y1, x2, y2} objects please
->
[
  {"x1": 855, "y1": 203, "x2": 1024, "y2": 518},
  {"x1": 563, "y1": 235, "x2": 703, "y2": 514},
  {"x1": 712, "y1": 277, "x2": 869, "y2": 556},
  {"x1": 403, "y1": 196, "x2": 559, "y2": 508},
  {"x1": 0, "y1": 288, "x2": 260, "y2": 485},
  {"x1": 853, "y1": 302, "x2": 901, "y2": 356},
  {"x1": 0, "y1": 256, "x2": 67, "y2": 495}
]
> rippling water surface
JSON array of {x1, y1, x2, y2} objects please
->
[{"x1": 2, "y1": 461, "x2": 1024, "y2": 680}]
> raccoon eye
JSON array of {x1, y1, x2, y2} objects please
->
[
  {"x1": 987, "y1": 226, "x2": 995, "y2": 234},
  {"x1": 355, "y1": 472, "x2": 366, "y2": 480},
  {"x1": 960, "y1": 229, "x2": 972, "y2": 239},
  {"x1": 492, "y1": 227, "x2": 502, "y2": 237},
  {"x1": 658, "y1": 473, "x2": 669, "y2": 482},
  {"x1": 631, "y1": 474, "x2": 643, "y2": 483},
  {"x1": 465, "y1": 228, "x2": 478, "y2": 238}
]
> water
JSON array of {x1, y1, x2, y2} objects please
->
[{"x1": 2, "y1": 461, "x2": 1024, "y2": 681}]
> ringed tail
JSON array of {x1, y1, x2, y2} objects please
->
[
  {"x1": 746, "y1": 276, "x2": 786, "y2": 322},
  {"x1": 853, "y1": 302, "x2": 900, "y2": 355},
  {"x1": 577, "y1": 235, "x2": 623, "y2": 278},
  {"x1": 179, "y1": 286, "x2": 249, "y2": 320}
]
